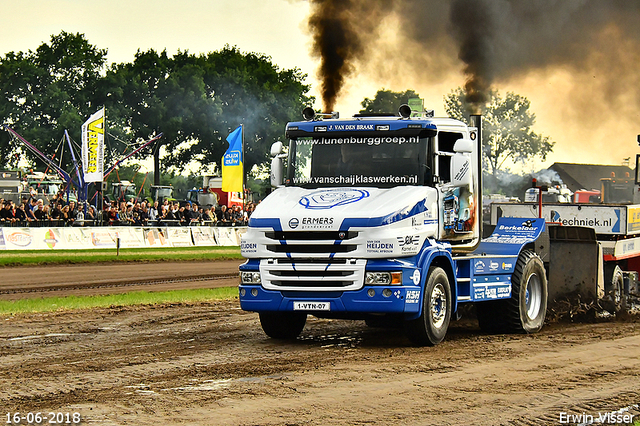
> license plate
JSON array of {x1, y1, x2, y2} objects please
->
[{"x1": 293, "y1": 301, "x2": 330, "y2": 311}]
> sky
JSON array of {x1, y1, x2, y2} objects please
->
[{"x1": 1, "y1": 0, "x2": 639, "y2": 177}]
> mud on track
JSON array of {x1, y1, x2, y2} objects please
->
[{"x1": 2, "y1": 297, "x2": 640, "y2": 425}]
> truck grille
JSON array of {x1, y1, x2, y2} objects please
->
[
  {"x1": 260, "y1": 258, "x2": 366, "y2": 291},
  {"x1": 263, "y1": 231, "x2": 359, "y2": 256}
]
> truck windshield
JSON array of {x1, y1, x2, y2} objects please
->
[{"x1": 286, "y1": 136, "x2": 431, "y2": 188}]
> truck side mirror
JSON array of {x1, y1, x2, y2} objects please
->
[
  {"x1": 270, "y1": 141, "x2": 285, "y2": 187},
  {"x1": 453, "y1": 138, "x2": 473, "y2": 153},
  {"x1": 270, "y1": 141, "x2": 284, "y2": 156},
  {"x1": 450, "y1": 153, "x2": 472, "y2": 188},
  {"x1": 450, "y1": 139, "x2": 474, "y2": 188}
]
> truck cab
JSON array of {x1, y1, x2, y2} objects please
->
[{"x1": 239, "y1": 106, "x2": 547, "y2": 345}]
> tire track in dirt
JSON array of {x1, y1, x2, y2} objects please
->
[{"x1": 1, "y1": 299, "x2": 639, "y2": 425}]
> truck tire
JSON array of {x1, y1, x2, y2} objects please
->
[
  {"x1": 405, "y1": 266, "x2": 451, "y2": 346},
  {"x1": 258, "y1": 312, "x2": 307, "y2": 340},
  {"x1": 603, "y1": 266, "x2": 625, "y2": 314},
  {"x1": 506, "y1": 250, "x2": 548, "y2": 333}
]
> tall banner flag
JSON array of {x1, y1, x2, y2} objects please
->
[
  {"x1": 222, "y1": 125, "x2": 243, "y2": 192},
  {"x1": 81, "y1": 108, "x2": 105, "y2": 183}
]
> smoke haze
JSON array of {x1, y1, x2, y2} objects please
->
[{"x1": 307, "y1": 0, "x2": 640, "y2": 112}]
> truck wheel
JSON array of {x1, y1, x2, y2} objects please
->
[
  {"x1": 506, "y1": 250, "x2": 548, "y2": 333},
  {"x1": 405, "y1": 266, "x2": 451, "y2": 346},
  {"x1": 258, "y1": 312, "x2": 307, "y2": 340},
  {"x1": 604, "y1": 266, "x2": 625, "y2": 314}
]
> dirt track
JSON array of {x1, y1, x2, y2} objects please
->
[{"x1": 1, "y1": 262, "x2": 640, "y2": 425}]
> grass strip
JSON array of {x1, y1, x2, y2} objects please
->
[
  {"x1": 0, "y1": 246, "x2": 242, "y2": 266},
  {"x1": 0, "y1": 287, "x2": 238, "y2": 315}
]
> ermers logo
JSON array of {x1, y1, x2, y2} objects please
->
[
  {"x1": 299, "y1": 188, "x2": 369, "y2": 210},
  {"x1": 297, "y1": 217, "x2": 334, "y2": 229},
  {"x1": 289, "y1": 218, "x2": 299, "y2": 229}
]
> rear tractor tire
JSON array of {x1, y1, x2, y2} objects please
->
[
  {"x1": 259, "y1": 312, "x2": 307, "y2": 340},
  {"x1": 476, "y1": 250, "x2": 547, "y2": 334},
  {"x1": 507, "y1": 250, "x2": 548, "y2": 333},
  {"x1": 603, "y1": 265, "x2": 626, "y2": 314}
]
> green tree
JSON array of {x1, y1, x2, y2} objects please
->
[
  {"x1": 444, "y1": 88, "x2": 554, "y2": 178},
  {"x1": 0, "y1": 31, "x2": 107, "y2": 171},
  {"x1": 360, "y1": 89, "x2": 421, "y2": 114},
  {"x1": 100, "y1": 45, "x2": 312, "y2": 177}
]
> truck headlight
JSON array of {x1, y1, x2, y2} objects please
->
[
  {"x1": 240, "y1": 271, "x2": 261, "y2": 284},
  {"x1": 365, "y1": 271, "x2": 402, "y2": 285}
]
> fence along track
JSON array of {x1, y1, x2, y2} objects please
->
[{"x1": 0, "y1": 273, "x2": 239, "y2": 296}]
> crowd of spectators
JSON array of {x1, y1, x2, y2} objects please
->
[{"x1": 0, "y1": 193, "x2": 256, "y2": 228}]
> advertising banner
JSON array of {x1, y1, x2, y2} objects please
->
[
  {"x1": 81, "y1": 108, "x2": 105, "y2": 183},
  {"x1": 143, "y1": 228, "x2": 170, "y2": 247},
  {"x1": 0, "y1": 226, "x2": 246, "y2": 249},
  {"x1": 191, "y1": 227, "x2": 217, "y2": 246},
  {"x1": 165, "y1": 227, "x2": 193, "y2": 247}
]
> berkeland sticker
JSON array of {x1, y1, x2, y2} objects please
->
[
  {"x1": 44, "y1": 229, "x2": 59, "y2": 249},
  {"x1": 299, "y1": 188, "x2": 369, "y2": 210},
  {"x1": 406, "y1": 290, "x2": 420, "y2": 304},
  {"x1": 411, "y1": 269, "x2": 421, "y2": 285}
]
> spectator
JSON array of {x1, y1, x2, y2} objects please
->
[
  {"x1": 67, "y1": 201, "x2": 77, "y2": 226},
  {"x1": 177, "y1": 205, "x2": 186, "y2": 225},
  {"x1": 231, "y1": 205, "x2": 243, "y2": 225},
  {"x1": 202, "y1": 208, "x2": 215, "y2": 223},
  {"x1": 0, "y1": 201, "x2": 16, "y2": 225},
  {"x1": 156, "y1": 204, "x2": 168, "y2": 226},
  {"x1": 74, "y1": 204, "x2": 85, "y2": 227},
  {"x1": 164, "y1": 203, "x2": 178, "y2": 226},
  {"x1": 86, "y1": 206, "x2": 96, "y2": 225},
  {"x1": 192, "y1": 203, "x2": 203, "y2": 224},
  {"x1": 137, "y1": 204, "x2": 149, "y2": 226},
  {"x1": 217, "y1": 205, "x2": 231, "y2": 225},
  {"x1": 15, "y1": 203, "x2": 27, "y2": 224},
  {"x1": 60, "y1": 205, "x2": 71, "y2": 225},
  {"x1": 107, "y1": 205, "x2": 118, "y2": 225},
  {"x1": 33, "y1": 199, "x2": 46, "y2": 221},
  {"x1": 148, "y1": 201, "x2": 159, "y2": 222},
  {"x1": 50, "y1": 202, "x2": 62, "y2": 225},
  {"x1": 118, "y1": 202, "x2": 134, "y2": 225}
]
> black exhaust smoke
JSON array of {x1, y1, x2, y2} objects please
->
[{"x1": 306, "y1": 0, "x2": 640, "y2": 114}]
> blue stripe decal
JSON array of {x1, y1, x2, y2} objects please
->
[
  {"x1": 613, "y1": 209, "x2": 621, "y2": 233},
  {"x1": 248, "y1": 218, "x2": 282, "y2": 231},
  {"x1": 340, "y1": 199, "x2": 428, "y2": 231}
]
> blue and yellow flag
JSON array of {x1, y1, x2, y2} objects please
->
[{"x1": 222, "y1": 125, "x2": 243, "y2": 192}]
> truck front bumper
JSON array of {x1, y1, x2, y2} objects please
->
[{"x1": 238, "y1": 284, "x2": 422, "y2": 315}]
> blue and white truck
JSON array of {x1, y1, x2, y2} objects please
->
[{"x1": 239, "y1": 105, "x2": 549, "y2": 345}]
